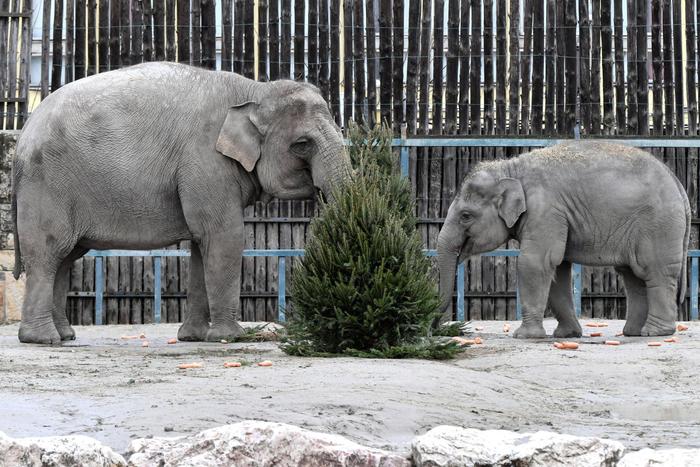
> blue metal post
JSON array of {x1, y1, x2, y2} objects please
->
[
  {"x1": 516, "y1": 285, "x2": 522, "y2": 320},
  {"x1": 400, "y1": 146, "x2": 409, "y2": 178},
  {"x1": 154, "y1": 257, "x2": 162, "y2": 324},
  {"x1": 572, "y1": 263, "x2": 582, "y2": 317},
  {"x1": 691, "y1": 258, "x2": 698, "y2": 321},
  {"x1": 94, "y1": 257, "x2": 103, "y2": 325},
  {"x1": 278, "y1": 257, "x2": 286, "y2": 322},
  {"x1": 456, "y1": 262, "x2": 465, "y2": 321}
]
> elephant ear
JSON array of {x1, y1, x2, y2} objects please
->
[
  {"x1": 216, "y1": 102, "x2": 265, "y2": 172},
  {"x1": 497, "y1": 178, "x2": 526, "y2": 228}
]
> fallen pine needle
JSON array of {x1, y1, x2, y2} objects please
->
[
  {"x1": 257, "y1": 361, "x2": 273, "y2": 367},
  {"x1": 178, "y1": 363, "x2": 203, "y2": 369},
  {"x1": 604, "y1": 340, "x2": 620, "y2": 346},
  {"x1": 223, "y1": 362, "x2": 242, "y2": 368},
  {"x1": 647, "y1": 342, "x2": 662, "y2": 347}
]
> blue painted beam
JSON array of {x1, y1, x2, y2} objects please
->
[
  {"x1": 278, "y1": 257, "x2": 286, "y2": 323},
  {"x1": 456, "y1": 263, "x2": 465, "y2": 321},
  {"x1": 154, "y1": 257, "x2": 162, "y2": 324},
  {"x1": 94, "y1": 257, "x2": 103, "y2": 325},
  {"x1": 388, "y1": 137, "x2": 700, "y2": 149},
  {"x1": 692, "y1": 258, "x2": 699, "y2": 321},
  {"x1": 572, "y1": 263, "x2": 582, "y2": 317}
]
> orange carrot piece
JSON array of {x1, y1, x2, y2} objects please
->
[
  {"x1": 647, "y1": 342, "x2": 662, "y2": 347},
  {"x1": 223, "y1": 362, "x2": 242, "y2": 368},
  {"x1": 663, "y1": 337, "x2": 678, "y2": 343},
  {"x1": 167, "y1": 338, "x2": 177, "y2": 344},
  {"x1": 178, "y1": 363, "x2": 203, "y2": 369},
  {"x1": 257, "y1": 361, "x2": 273, "y2": 367},
  {"x1": 604, "y1": 340, "x2": 620, "y2": 346},
  {"x1": 474, "y1": 336, "x2": 483, "y2": 344},
  {"x1": 120, "y1": 335, "x2": 139, "y2": 340},
  {"x1": 677, "y1": 324, "x2": 689, "y2": 332},
  {"x1": 590, "y1": 332, "x2": 602, "y2": 337}
]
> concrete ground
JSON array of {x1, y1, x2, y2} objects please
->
[{"x1": 0, "y1": 319, "x2": 698, "y2": 457}]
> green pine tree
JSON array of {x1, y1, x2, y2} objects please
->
[{"x1": 283, "y1": 123, "x2": 462, "y2": 359}]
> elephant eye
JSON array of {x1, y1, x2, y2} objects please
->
[
  {"x1": 460, "y1": 212, "x2": 472, "y2": 223},
  {"x1": 291, "y1": 138, "x2": 313, "y2": 155}
]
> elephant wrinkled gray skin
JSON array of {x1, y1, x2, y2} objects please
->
[
  {"x1": 13, "y1": 62, "x2": 351, "y2": 345},
  {"x1": 437, "y1": 142, "x2": 690, "y2": 338}
]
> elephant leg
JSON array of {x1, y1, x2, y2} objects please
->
[
  {"x1": 615, "y1": 266, "x2": 648, "y2": 336},
  {"x1": 513, "y1": 251, "x2": 556, "y2": 339},
  {"x1": 550, "y1": 261, "x2": 582, "y2": 338},
  {"x1": 52, "y1": 248, "x2": 88, "y2": 341},
  {"x1": 177, "y1": 242, "x2": 211, "y2": 341},
  {"x1": 200, "y1": 227, "x2": 245, "y2": 342},
  {"x1": 641, "y1": 275, "x2": 678, "y2": 337},
  {"x1": 19, "y1": 262, "x2": 62, "y2": 345}
]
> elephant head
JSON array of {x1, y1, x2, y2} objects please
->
[
  {"x1": 216, "y1": 81, "x2": 351, "y2": 202},
  {"x1": 437, "y1": 170, "x2": 526, "y2": 316}
]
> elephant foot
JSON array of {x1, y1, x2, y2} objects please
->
[
  {"x1": 553, "y1": 322, "x2": 582, "y2": 338},
  {"x1": 205, "y1": 322, "x2": 245, "y2": 342},
  {"x1": 178, "y1": 321, "x2": 210, "y2": 342},
  {"x1": 640, "y1": 323, "x2": 676, "y2": 337},
  {"x1": 513, "y1": 322, "x2": 547, "y2": 339},
  {"x1": 56, "y1": 324, "x2": 76, "y2": 341},
  {"x1": 622, "y1": 322, "x2": 643, "y2": 337},
  {"x1": 19, "y1": 320, "x2": 62, "y2": 345}
]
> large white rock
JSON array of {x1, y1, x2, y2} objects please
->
[
  {"x1": 127, "y1": 420, "x2": 410, "y2": 467},
  {"x1": 618, "y1": 448, "x2": 700, "y2": 466},
  {"x1": 411, "y1": 426, "x2": 624, "y2": 467},
  {"x1": 0, "y1": 431, "x2": 126, "y2": 467}
]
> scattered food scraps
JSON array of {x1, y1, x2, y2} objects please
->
[
  {"x1": 451, "y1": 337, "x2": 478, "y2": 346},
  {"x1": 647, "y1": 342, "x2": 662, "y2": 347},
  {"x1": 553, "y1": 342, "x2": 579, "y2": 350},
  {"x1": 120, "y1": 335, "x2": 140, "y2": 340},
  {"x1": 141, "y1": 341, "x2": 149, "y2": 348},
  {"x1": 604, "y1": 340, "x2": 621, "y2": 346},
  {"x1": 677, "y1": 324, "x2": 689, "y2": 332},
  {"x1": 474, "y1": 336, "x2": 483, "y2": 344},
  {"x1": 615, "y1": 332, "x2": 624, "y2": 337},
  {"x1": 664, "y1": 337, "x2": 679, "y2": 343},
  {"x1": 223, "y1": 362, "x2": 242, "y2": 368},
  {"x1": 590, "y1": 332, "x2": 602, "y2": 337},
  {"x1": 139, "y1": 333, "x2": 146, "y2": 339},
  {"x1": 503, "y1": 324, "x2": 511, "y2": 333},
  {"x1": 585, "y1": 322, "x2": 608, "y2": 328},
  {"x1": 167, "y1": 338, "x2": 177, "y2": 344},
  {"x1": 257, "y1": 361, "x2": 273, "y2": 367},
  {"x1": 178, "y1": 363, "x2": 203, "y2": 369}
]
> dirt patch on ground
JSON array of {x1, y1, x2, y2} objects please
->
[{"x1": 1, "y1": 320, "x2": 698, "y2": 457}]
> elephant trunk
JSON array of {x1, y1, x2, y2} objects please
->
[
  {"x1": 437, "y1": 216, "x2": 467, "y2": 322},
  {"x1": 312, "y1": 122, "x2": 352, "y2": 203}
]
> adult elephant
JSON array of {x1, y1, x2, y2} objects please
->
[
  {"x1": 13, "y1": 62, "x2": 351, "y2": 345},
  {"x1": 437, "y1": 142, "x2": 689, "y2": 338}
]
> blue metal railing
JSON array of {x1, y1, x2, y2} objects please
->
[{"x1": 84, "y1": 248, "x2": 699, "y2": 324}]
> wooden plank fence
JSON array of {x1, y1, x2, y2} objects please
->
[{"x1": 3, "y1": 0, "x2": 700, "y2": 322}]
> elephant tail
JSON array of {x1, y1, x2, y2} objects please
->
[
  {"x1": 677, "y1": 179, "x2": 691, "y2": 309},
  {"x1": 11, "y1": 163, "x2": 21, "y2": 280}
]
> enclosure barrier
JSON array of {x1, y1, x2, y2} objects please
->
[{"x1": 83, "y1": 248, "x2": 700, "y2": 325}]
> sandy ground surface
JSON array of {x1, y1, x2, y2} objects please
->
[{"x1": 0, "y1": 319, "x2": 699, "y2": 457}]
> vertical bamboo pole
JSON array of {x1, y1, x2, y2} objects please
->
[
  {"x1": 601, "y1": 0, "x2": 614, "y2": 134},
  {"x1": 418, "y1": 0, "x2": 432, "y2": 133},
  {"x1": 470, "y1": 0, "x2": 482, "y2": 134},
  {"x1": 131, "y1": 0, "x2": 144, "y2": 65},
  {"x1": 234, "y1": 0, "x2": 244, "y2": 72},
  {"x1": 319, "y1": 0, "x2": 329, "y2": 98},
  {"x1": 531, "y1": 0, "x2": 545, "y2": 135},
  {"x1": 294, "y1": 0, "x2": 304, "y2": 80},
  {"x1": 202, "y1": 0, "x2": 216, "y2": 69},
  {"x1": 545, "y1": 0, "x2": 555, "y2": 134},
  {"x1": 242, "y1": 0, "x2": 253, "y2": 75},
  {"x1": 458, "y1": 0, "x2": 470, "y2": 133},
  {"x1": 259, "y1": 0, "x2": 269, "y2": 79},
  {"x1": 154, "y1": 0, "x2": 165, "y2": 61},
  {"x1": 122, "y1": 0, "x2": 133, "y2": 65},
  {"x1": 446, "y1": 0, "x2": 460, "y2": 134},
  {"x1": 353, "y1": 0, "x2": 365, "y2": 122},
  {"x1": 143, "y1": 0, "x2": 153, "y2": 62},
  {"x1": 555, "y1": 0, "x2": 565, "y2": 132},
  {"x1": 177, "y1": 0, "x2": 190, "y2": 63},
  {"x1": 222, "y1": 0, "x2": 233, "y2": 71},
  {"x1": 406, "y1": 0, "x2": 423, "y2": 133},
  {"x1": 75, "y1": 0, "x2": 86, "y2": 77},
  {"x1": 579, "y1": 0, "x2": 591, "y2": 133},
  {"x1": 365, "y1": 0, "x2": 376, "y2": 126},
  {"x1": 433, "y1": 0, "x2": 445, "y2": 133},
  {"x1": 651, "y1": 0, "x2": 663, "y2": 133},
  {"x1": 482, "y1": 0, "x2": 493, "y2": 134},
  {"x1": 379, "y1": 0, "x2": 392, "y2": 124},
  {"x1": 614, "y1": 0, "x2": 626, "y2": 133},
  {"x1": 329, "y1": 0, "x2": 340, "y2": 122},
  {"x1": 392, "y1": 0, "x2": 404, "y2": 130},
  {"x1": 662, "y1": 0, "x2": 674, "y2": 133},
  {"x1": 673, "y1": 0, "x2": 683, "y2": 134},
  {"x1": 564, "y1": 0, "x2": 576, "y2": 134},
  {"x1": 87, "y1": 0, "x2": 96, "y2": 75},
  {"x1": 686, "y1": 0, "x2": 697, "y2": 134},
  {"x1": 520, "y1": 0, "x2": 533, "y2": 134},
  {"x1": 308, "y1": 0, "x2": 318, "y2": 84},
  {"x1": 636, "y1": 0, "x2": 648, "y2": 135},
  {"x1": 508, "y1": 0, "x2": 520, "y2": 134},
  {"x1": 66, "y1": 0, "x2": 74, "y2": 82},
  {"x1": 191, "y1": 0, "x2": 201, "y2": 64},
  {"x1": 269, "y1": 0, "x2": 279, "y2": 79},
  {"x1": 51, "y1": 0, "x2": 64, "y2": 90},
  {"x1": 344, "y1": 0, "x2": 353, "y2": 125}
]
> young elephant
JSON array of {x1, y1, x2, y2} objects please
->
[
  {"x1": 13, "y1": 62, "x2": 351, "y2": 344},
  {"x1": 437, "y1": 142, "x2": 689, "y2": 338}
]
